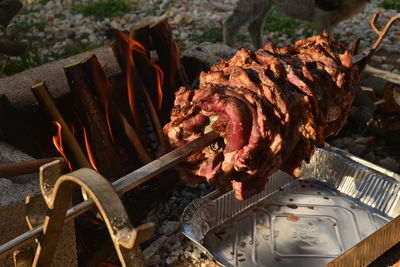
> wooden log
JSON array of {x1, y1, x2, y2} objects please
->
[
  {"x1": 129, "y1": 28, "x2": 165, "y2": 145},
  {"x1": 64, "y1": 62, "x2": 125, "y2": 180},
  {"x1": 81, "y1": 54, "x2": 152, "y2": 165},
  {"x1": 111, "y1": 33, "x2": 143, "y2": 126},
  {"x1": 111, "y1": 31, "x2": 165, "y2": 147},
  {"x1": 119, "y1": 112, "x2": 152, "y2": 164},
  {"x1": 365, "y1": 64, "x2": 400, "y2": 86},
  {"x1": 149, "y1": 18, "x2": 189, "y2": 87},
  {"x1": 31, "y1": 82, "x2": 91, "y2": 169},
  {"x1": 0, "y1": 157, "x2": 60, "y2": 178},
  {"x1": 0, "y1": 46, "x2": 120, "y2": 108},
  {"x1": 111, "y1": 32, "x2": 129, "y2": 76},
  {"x1": 130, "y1": 24, "x2": 152, "y2": 58},
  {"x1": 149, "y1": 18, "x2": 189, "y2": 119},
  {"x1": 0, "y1": 94, "x2": 42, "y2": 158},
  {"x1": 130, "y1": 25, "x2": 162, "y2": 112}
]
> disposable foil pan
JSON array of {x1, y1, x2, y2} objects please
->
[{"x1": 182, "y1": 146, "x2": 400, "y2": 267}]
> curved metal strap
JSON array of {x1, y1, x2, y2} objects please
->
[{"x1": 32, "y1": 160, "x2": 154, "y2": 267}]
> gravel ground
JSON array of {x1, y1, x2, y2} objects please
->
[
  {"x1": 1, "y1": 0, "x2": 400, "y2": 75},
  {"x1": 0, "y1": 0, "x2": 399, "y2": 266}
]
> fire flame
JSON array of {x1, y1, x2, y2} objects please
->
[
  {"x1": 52, "y1": 121, "x2": 72, "y2": 170},
  {"x1": 82, "y1": 124, "x2": 99, "y2": 172},
  {"x1": 119, "y1": 32, "x2": 164, "y2": 120},
  {"x1": 51, "y1": 33, "x2": 165, "y2": 173},
  {"x1": 104, "y1": 104, "x2": 114, "y2": 142}
]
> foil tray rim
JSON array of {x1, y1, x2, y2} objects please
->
[{"x1": 181, "y1": 146, "x2": 400, "y2": 267}]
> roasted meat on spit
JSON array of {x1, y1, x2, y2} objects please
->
[{"x1": 163, "y1": 32, "x2": 359, "y2": 200}]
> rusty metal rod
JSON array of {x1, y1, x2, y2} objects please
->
[
  {"x1": 0, "y1": 130, "x2": 219, "y2": 259},
  {"x1": 0, "y1": 157, "x2": 60, "y2": 178}
]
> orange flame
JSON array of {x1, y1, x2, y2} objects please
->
[
  {"x1": 82, "y1": 126, "x2": 98, "y2": 171},
  {"x1": 87, "y1": 217, "x2": 102, "y2": 225},
  {"x1": 119, "y1": 32, "x2": 164, "y2": 118},
  {"x1": 52, "y1": 121, "x2": 72, "y2": 170},
  {"x1": 104, "y1": 104, "x2": 114, "y2": 142}
]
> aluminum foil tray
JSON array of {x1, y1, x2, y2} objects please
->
[{"x1": 182, "y1": 146, "x2": 400, "y2": 267}]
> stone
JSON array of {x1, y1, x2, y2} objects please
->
[
  {"x1": 379, "y1": 157, "x2": 400, "y2": 173},
  {"x1": 183, "y1": 42, "x2": 236, "y2": 67},
  {"x1": 37, "y1": 31, "x2": 45, "y2": 38},
  {"x1": 145, "y1": 254, "x2": 161, "y2": 265},
  {"x1": 160, "y1": 221, "x2": 181, "y2": 235},
  {"x1": 355, "y1": 136, "x2": 375, "y2": 146},
  {"x1": 348, "y1": 143, "x2": 367, "y2": 156},
  {"x1": 81, "y1": 38, "x2": 89, "y2": 45},
  {"x1": 342, "y1": 137, "x2": 355, "y2": 146},
  {"x1": 0, "y1": 142, "x2": 77, "y2": 266},
  {"x1": 330, "y1": 138, "x2": 345, "y2": 148},
  {"x1": 143, "y1": 235, "x2": 168, "y2": 260},
  {"x1": 191, "y1": 248, "x2": 202, "y2": 260},
  {"x1": 364, "y1": 151, "x2": 375, "y2": 163}
]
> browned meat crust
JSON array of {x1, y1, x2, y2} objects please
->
[{"x1": 162, "y1": 33, "x2": 359, "y2": 200}]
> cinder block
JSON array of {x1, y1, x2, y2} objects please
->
[{"x1": 0, "y1": 142, "x2": 77, "y2": 267}]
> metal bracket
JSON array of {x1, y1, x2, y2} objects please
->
[
  {"x1": 20, "y1": 159, "x2": 155, "y2": 267},
  {"x1": 1, "y1": 131, "x2": 219, "y2": 261},
  {"x1": 354, "y1": 12, "x2": 400, "y2": 71}
]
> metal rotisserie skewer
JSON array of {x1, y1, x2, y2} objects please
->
[{"x1": 0, "y1": 131, "x2": 219, "y2": 259}]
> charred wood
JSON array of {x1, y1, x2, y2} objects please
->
[
  {"x1": 0, "y1": 157, "x2": 60, "y2": 178},
  {"x1": 111, "y1": 32, "x2": 164, "y2": 150},
  {"x1": 130, "y1": 24, "x2": 152, "y2": 58},
  {"x1": 149, "y1": 18, "x2": 189, "y2": 119},
  {"x1": 64, "y1": 62, "x2": 125, "y2": 180},
  {"x1": 365, "y1": 65, "x2": 400, "y2": 86},
  {"x1": 129, "y1": 26, "x2": 164, "y2": 120},
  {"x1": 81, "y1": 54, "x2": 153, "y2": 165}
]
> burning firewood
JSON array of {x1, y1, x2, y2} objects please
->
[{"x1": 162, "y1": 32, "x2": 359, "y2": 200}]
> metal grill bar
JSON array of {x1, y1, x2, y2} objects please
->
[{"x1": 0, "y1": 131, "x2": 219, "y2": 259}]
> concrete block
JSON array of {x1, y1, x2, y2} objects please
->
[{"x1": 0, "y1": 142, "x2": 77, "y2": 267}]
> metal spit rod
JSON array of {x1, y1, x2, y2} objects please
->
[{"x1": 0, "y1": 131, "x2": 219, "y2": 259}]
